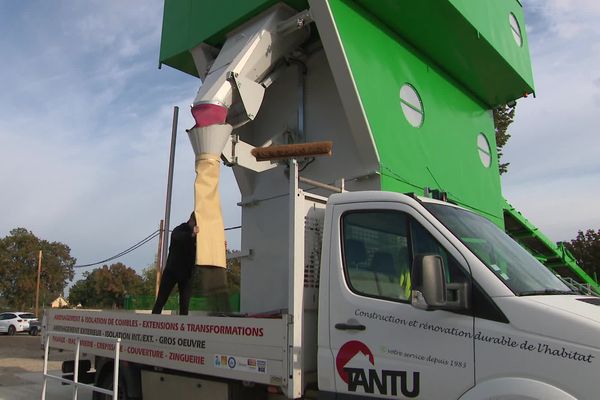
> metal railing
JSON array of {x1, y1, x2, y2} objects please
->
[
  {"x1": 42, "y1": 331, "x2": 121, "y2": 400},
  {"x1": 561, "y1": 277, "x2": 598, "y2": 296}
]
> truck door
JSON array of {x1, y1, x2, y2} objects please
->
[{"x1": 328, "y1": 203, "x2": 474, "y2": 399}]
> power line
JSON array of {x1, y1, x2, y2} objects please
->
[
  {"x1": 74, "y1": 230, "x2": 160, "y2": 268},
  {"x1": 73, "y1": 224, "x2": 242, "y2": 269}
]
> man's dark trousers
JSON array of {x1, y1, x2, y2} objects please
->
[{"x1": 152, "y1": 222, "x2": 195, "y2": 315}]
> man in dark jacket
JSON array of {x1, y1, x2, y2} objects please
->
[{"x1": 152, "y1": 212, "x2": 197, "y2": 315}]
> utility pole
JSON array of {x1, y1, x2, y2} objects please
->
[
  {"x1": 155, "y1": 219, "x2": 164, "y2": 297},
  {"x1": 162, "y1": 106, "x2": 179, "y2": 273},
  {"x1": 35, "y1": 250, "x2": 42, "y2": 317}
]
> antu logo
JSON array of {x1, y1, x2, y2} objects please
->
[{"x1": 336, "y1": 340, "x2": 420, "y2": 398}]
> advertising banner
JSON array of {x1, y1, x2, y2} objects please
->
[{"x1": 46, "y1": 310, "x2": 287, "y2": 385}]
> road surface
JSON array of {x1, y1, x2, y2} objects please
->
[{"x1": 0, "y1": 333, "x2": 92, "y2": 400}]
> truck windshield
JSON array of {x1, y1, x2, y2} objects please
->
[{"x1": 423, "y1": 203, "x2": 573, "y2": 296}]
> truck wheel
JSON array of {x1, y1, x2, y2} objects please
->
[
  {"x1": 7, "y1": 325, "x2": 16, "y2": 336},
  {"x1": 94, "y1": 369, "x2": 138, "y2": 400},
  {"x1": 29, "y1": 327, "x2": 39, "y2": 336}
]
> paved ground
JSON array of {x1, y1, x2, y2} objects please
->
[{"x1": 0, "y1": 334, "x2": 92, "y2": 400}]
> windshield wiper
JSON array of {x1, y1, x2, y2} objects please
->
[{"x1": 519, "y1": 289, "x2": 578, "y2": 296}]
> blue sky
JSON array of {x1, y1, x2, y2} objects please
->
[
  {"x1": 0, "y1": 1, "x2": 598, "y2": 285},
  {"x1": 503, "y1": 0, "x2": 600, "y2": 241},
  {"x1": 0, "y1": 1, "x2": 242, "y2": 281}
]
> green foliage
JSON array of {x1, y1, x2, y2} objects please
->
[
  {"x1": 117, "y1": 249, "x2": 242, "y2": 311},
  {"x1": 122, "y1": 249, "x2": 241, "y2": 306},
  {"x1": 565, "y1": 229, "x2": 600, "y2": 281},
  {"x1": 139, "y1": 259, "x2": 159, "y2": 297},
  {"x1": 0, "y1": 228, "x2": 75, "y2": 310},
  {"x1": 186, "y1": 250, "x2": 240, "y2": 296},
  {"x1": 68, "y1": 273, "x2": 94, "y2": 308},
  {"x1": 68, "y1": 263, "x2": 143, "y2": 309},
  {"x1": 226, "y1": 249, "x2": 241, "y2": 293},
  {"x1": 493, "y1": 104, "x2": 516, "y2": 175}
]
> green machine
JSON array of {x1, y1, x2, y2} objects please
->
[{"x1": 159, "y1": 0, "x2": 598, "y2": 293}]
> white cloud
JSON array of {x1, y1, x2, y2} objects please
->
[
  {"x1": 503, "y1": 1, "x2": 600, "y2": 242},
  {"x1": 0, "y1": 1, "x2": 241, "y2": 283},
  {"x1": 526, "y1": 0, "x2": 600, "y2": 39}
]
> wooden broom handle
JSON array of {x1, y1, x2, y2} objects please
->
[{"x1": 251, "y1": 141, "x2": 332, "y2": 161}]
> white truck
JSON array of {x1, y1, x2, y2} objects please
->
[
  {"x1": 45, "y1": 2, "x2": 600, "y2": 399},
  {"x1": 46, "y1": 179, "x2": 600, "y2": 399}
]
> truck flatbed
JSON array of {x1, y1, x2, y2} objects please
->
[{"x1": 46, "y1": 309, "x2": 289, "y2": 386}]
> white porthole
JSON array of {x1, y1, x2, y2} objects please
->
[
  {"x1": 477, "y1": 133, "x2": 491, "y2": 168},
  {"x1": 399, "y1": 84, "x2": 424, "y2": 128},
  {"x1": 509, "y1": 13, "x2": 522, "y2": 47}
]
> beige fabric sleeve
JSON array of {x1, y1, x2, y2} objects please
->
[{"x1": 194, "y1": 153, "x2": 226, "y2": 268}]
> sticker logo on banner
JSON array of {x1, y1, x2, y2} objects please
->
[
  {"x1": 228, "y1": 356, "x2": 237, "y2": 369},
  {"x1": 214, "y1": 354, "x2": 268, "y2": 374},
  {"x1": 335, "y1": 340, "x2": 420, "y2": 398}
]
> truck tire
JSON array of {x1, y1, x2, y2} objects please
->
[
  {"x1": 94, "y1": 370, "x2": 127, "y2": 400},
  {"x1": 93, "y1": 362, "x2": 141, "y2": 400},
  {"x1": 7, "y1": 325, "x2": 16, "y2": 336},
  {"x1": 230, "y1": 382, "x2": 268, "y2": 400},
  {"x1": 29, "y1": 327, "x2": 39, "y2": 336}
]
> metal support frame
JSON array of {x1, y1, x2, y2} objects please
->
[
  {"x1": 222, "y1": 134, "x2": 278, "y2": 172},
  {"x1": 42, "y1": 331, "x2": 122, "y2": 400},
  {"x1": 296, "y1": 61, "x2": 306, "y2": 142},
  {"x1": 299, "y1": 176, "x2": 342, "y2": 193},
  {"x1": 285, "y1": 159, "x2": 328, "y2": 397},
  {"x1": 287, "y1": 159, "x2": 304, "y2": 399}
]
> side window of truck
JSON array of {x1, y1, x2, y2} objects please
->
[
  {"x1": 342, "y1": 211, "x2": 412, "y2": 302},
  {"x1": 410, "y1": 219, "x2": 469, "y2": 285},
  {"x1": 342, "y1": 211, "x2": 468, "y2": 302}
]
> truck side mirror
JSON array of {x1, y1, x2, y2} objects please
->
[
  {"x1": 411, "y1": 255, "x2": 446, "y2": 310},
  {"x1": 411, "y1": 254, "x2": 468, "y2": 311}
]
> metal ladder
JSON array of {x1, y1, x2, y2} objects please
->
[{"x1": 42, "y1": 330, "x2": 121, "y2": 400}]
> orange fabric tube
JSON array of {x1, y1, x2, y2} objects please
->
[{"x1": 194, "y1": 154, "x2": 226, "y2": 268}]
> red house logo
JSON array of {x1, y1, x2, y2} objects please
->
[
  {"x1": 335, "y1": 340, "x2": 420, "y2": 398},
  {"x1": 335, "y1": 340, "x2": 374, "y2": 383}
]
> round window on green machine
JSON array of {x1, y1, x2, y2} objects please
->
[
  {"x1": 399, "y1": 83, "x2": 424, "y2": 128},
  {"x1": 477, "y1": 133, "x2": 491, "y2": 168},
  {"x1": 509, "y1": 12, "x2": 522, "y2": 47}
]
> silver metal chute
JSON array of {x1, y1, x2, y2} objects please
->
[
  {"x1": 187, "y1": 5, "x2": 311, "y2": 268},
  {"x1": 190, "y1": 4, "x2": 310, "y2": 125},
  {"x1": 187, "y1": 124, "x2": 233, "y2": 156}
]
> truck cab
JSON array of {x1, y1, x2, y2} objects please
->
[{"x1": 318, "y1": 191, "x2": 596, "y2": 399}]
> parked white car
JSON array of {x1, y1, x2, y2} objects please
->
[
  {"x1": 17, "y1": 312, "x2": 38, "y2": 332},
  {"x1": 0, "y1": 312, "x2": 37, "y2": 335}
]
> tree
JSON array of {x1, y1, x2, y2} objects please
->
[
  {"x1": 68, "y1": 263, "x2": 143, "y2": 309},
  {"x1": 68, "y1": 272, "x2": 95, "y2": 308},
  {"x1": 493, "y1": 104, "x2": 516, "y2": 175},
  {"x1": 132, "y1": 249, "x2": 240, "y2": 302},
  {"x1": 0, "y1": 228, "x2": 75, "y2": 310},
  {"x1": 189, "y1": 249, "x2": 241, "y2": 296},
  {"x1": 226, "y1": 250, "x2": 241, "y2": 294},
  {"x1": 564, "y1": 229, "x2": 600, "y2": 280},
  {"x1": 139, "y1": 261, "x2": 158, "y2": 297}
]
